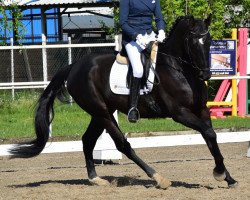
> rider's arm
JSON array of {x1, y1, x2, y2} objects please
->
[{"x1": 154, "y1": 0, "x2": 165, "y2": 31}]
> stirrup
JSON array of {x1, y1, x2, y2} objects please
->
[{"x1": 127, "y1": 107, "x2": 140, "y2": 123}]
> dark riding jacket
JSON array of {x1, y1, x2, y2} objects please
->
[{"x1": 119, "y1": 0, "x2": 165, "y2": 45}]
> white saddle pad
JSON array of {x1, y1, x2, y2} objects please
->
[{"x1": 109, "y1": 60, "x2": 157, "y2": 95}]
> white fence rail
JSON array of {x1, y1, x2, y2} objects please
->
[
  {"x1": 0, "y1": 43, "x2": 116, "y2": 50},
  {"x1": 0, "y1": 81, "x2": 50, "y2": 89},
  {"x1": 1, "y1": 76, "x2": 250, "y2": 90},
  {"x1": 1, "y1": 131, "x2": 250, "y2": 157}
]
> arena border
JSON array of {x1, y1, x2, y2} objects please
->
[{"x1": 0, "y1": 131, "x2": 249, "y2": 157}]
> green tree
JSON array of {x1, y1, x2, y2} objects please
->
[
  {"x1": 160, "y1": 0, "x2": 186, "y2": 33},
  {"x1": 103, "y1": 0, "x2": 249, "y2": 40},
  {"x1": 0, "y1": 2, "x2": 24, "y2": 45},
  {"x1": 160, "y1": 0, "x2": 230, "y2": 39},
  {"x1": 160, "y1": 0, "x2": 249, "y2": 39},
  {"x1": 224, "y1": 0, "x2": 250, "y2": 29},
  {"x1": 100, "y1": 5, "x2": 120, "y2": 37}
]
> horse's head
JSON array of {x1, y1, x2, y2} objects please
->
[{"x1": 184, "y1": 15, "x2": 212, "y2": 81}]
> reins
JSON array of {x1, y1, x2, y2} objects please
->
[{"x1": 152, "y1": 50, "x2": 185, "y2": 72}]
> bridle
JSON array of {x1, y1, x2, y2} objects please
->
[
  {"x1": 184, "y1": 29, "x2": 210, "y2": 73},
  {"x1": 155, "y1": 29, "x2": 210, "y2": 74}
]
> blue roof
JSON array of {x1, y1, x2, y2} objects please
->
[{"x1": 2, "y1": 0, "x2": 117, "y2": 7}]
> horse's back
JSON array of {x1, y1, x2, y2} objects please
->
[
  {"x1": 66, "y1": 53, "x2": 116, "y2": 113},
  {"x1": 67, "y1": 53, "x2": 115, "y2": 86}
]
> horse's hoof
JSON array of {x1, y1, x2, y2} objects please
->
[
  {"x1": 213, "y1": 170, "x2": 226, "y2": 182},
  {"x1": 89, "y1": 177, "x2": 110, "y2": 186},
  {"x1": 153, "y1": 173, "x2": 171, "y2": 189},
  {"x1": 228, "y1": 181, "x2": 239, "y2": 188}
]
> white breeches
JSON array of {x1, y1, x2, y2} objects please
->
[{"x1": 125, "y1": 32, "x2": 156, "y2": 78}]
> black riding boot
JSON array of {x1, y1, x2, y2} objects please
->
[{"x1": 128, "y1": 77, "x2": 141, "y2": 123}]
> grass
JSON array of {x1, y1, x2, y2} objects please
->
[{"x1": 0, "y1": 90, "x2": 250, "y2": 142}]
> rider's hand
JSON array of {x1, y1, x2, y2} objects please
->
[
  {"x1": 157, "y1": 30, "x2": 166, "y2": 43},
  {"x1": 136, "y1": 34, "x2": 147, "y2": 46}
]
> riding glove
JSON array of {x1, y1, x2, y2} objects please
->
[
  {"x1": 157, "y1": 30, "x2": 166, "y2": 43},
  {"x1": 136, "y1": 34, "x2": 147, "y2": 46}
]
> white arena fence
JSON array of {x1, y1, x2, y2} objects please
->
[
  {"x1": 0, "y1": 38, "x2": 249, "y2": 93},
  {"x1": 0, "y1": 37, "x2": 117, "y2": 99},
  {"x1": 1, "y1": 131, "x2": 250, "y2": 157},
  {"x1": 0, "y1": 36, "x2": 249, "y2": 95}
]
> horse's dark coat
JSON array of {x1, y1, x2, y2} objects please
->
[{"x1": 9, "y1": 15, "x2": 237, "y2": 188}]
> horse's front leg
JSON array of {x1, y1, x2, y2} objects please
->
[
  {"x1": 173, "y1": 107, "x2": 238, "y2": 187},
  {"x1": 202, "y1": 127, "x2": 237, "y2": 187},
  {"x1": 199, "y1": 108, "x2": 238, "y2": 187}
]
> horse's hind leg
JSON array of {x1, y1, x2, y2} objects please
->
[
  {"x1": 82, "y1": 117, "x2": 110, "y2": 186},
  {"x1": 106, "y1": 115, "x2": 171, "y2": 189}
]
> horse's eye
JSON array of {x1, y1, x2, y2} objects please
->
[{"x1": 198, "y1": 38, "x2": 204, "y2": 45}]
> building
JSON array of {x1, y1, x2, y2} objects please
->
[{"x1": 0, "y1": 0, "x2": 118, "y2": 43}]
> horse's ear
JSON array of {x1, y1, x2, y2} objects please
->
[
  {"x1": 189, "y1": 15, "x2": 195, "y2": 29},
  {"x1": 204, "y1": 14, "x2": 212, "y2": 27}
]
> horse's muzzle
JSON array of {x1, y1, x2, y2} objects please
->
[{"x1": 199, "y1": 70, "x2": 211, "y2": 81}]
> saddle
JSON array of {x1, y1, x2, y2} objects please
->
[
  {"x1": 116, "y1": 42, "x2": 158, "y2": 65},
  {"x1": 116, "y1": 41, "x2": 159, "y2": 89}
]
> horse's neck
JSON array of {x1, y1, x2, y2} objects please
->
[
  {"x1": 158, "y1": 41, "x2": 187, "y2": 71},
  {"x1": 162, "y1": 38, "x2": 186, "y2": 59},
  {"x1": 158, "y1": 43, "x2": 201, "y2": 87}
]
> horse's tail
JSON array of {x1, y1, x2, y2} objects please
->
[{"x1": 9, "y1": 64, "x2": 73, "y2": 158}]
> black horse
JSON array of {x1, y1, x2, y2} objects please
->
[{"x1": 9, "y1": 15, "x2": 238, "y2": 189}]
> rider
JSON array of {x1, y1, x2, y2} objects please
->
[{"x1": 119, "y1": 0, "x2": 166, "y2": 123}]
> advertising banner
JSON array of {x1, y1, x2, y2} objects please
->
[{"x1": 209, "y1": 40, "x2": 236, "y2": 76}]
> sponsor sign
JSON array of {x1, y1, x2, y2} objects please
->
[{"x1": 209, "y1": 40, "x2": 236, "y2": 76}]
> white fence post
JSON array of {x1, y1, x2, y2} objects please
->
[
  {"x1": 67, "y1": 37, "x2": 73, "y2": 105},
  {"x1": 10, "y1": 38, "x2": 14, "y2": 100},
  {"x1": 42, "y1": 34, "x2": 51, "y2": 136},
  {"x1": 42, "y1": 34, "x2": 48, "y2": 88},
  {"x1": 114, "y1": 34, "x2": 122, "y2": 52},
  {"x1": 68, "y1": 37, "x2": 72, "y2": 65},
  {"x1": 114, "y1": 35, "x2": 119, "y2": 52}
]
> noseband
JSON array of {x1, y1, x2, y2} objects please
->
[{"x1": 190, "y1": 30, "x2": 209, "y2": 36}]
